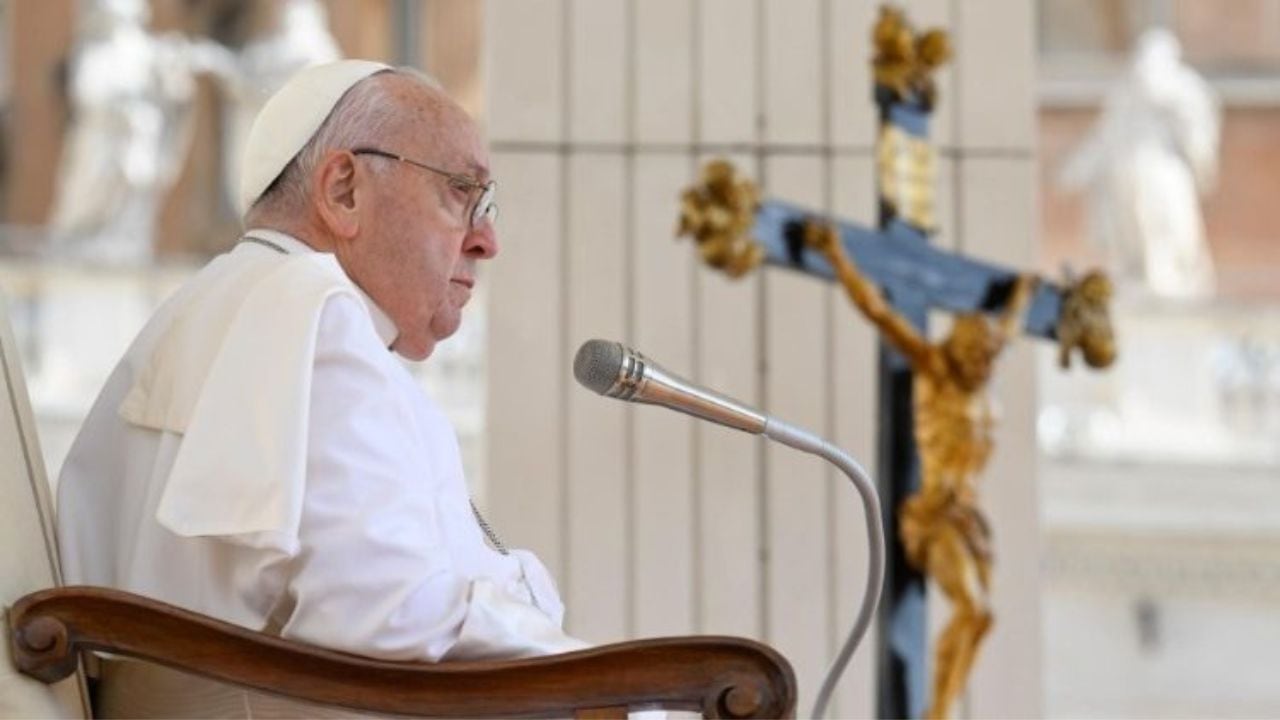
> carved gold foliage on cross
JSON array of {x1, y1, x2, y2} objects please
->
[
  {"x1": 676, "y1": 159, "x2": 764, "y2": 279},
  {"x1": 872, "y1": 5, "x2": 952, "y2": 106}
]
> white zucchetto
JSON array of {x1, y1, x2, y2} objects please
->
[{"x1": 237, "y1": 59, "x2": 391, "y2": 217}]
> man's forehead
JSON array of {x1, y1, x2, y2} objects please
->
[
  {"x1": 432, "y1": 131, "x2": 491, "y2": 181},
  {"x1": 396, "y1": 87, "x2": 490, "y2": 178},
  {"x1": 412, "y1": 133, "x2": 489, "y2": 180},
  {"x1": 440, "y1": 111, "x2": 490, "y2": 178}
]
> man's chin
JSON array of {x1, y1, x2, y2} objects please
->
[
  {"x1": 392, "y1": 335, "x2": 435, "y2": 361},
  {"x1": 426, "y1": 314, "x2": 463, "y2": 348}
]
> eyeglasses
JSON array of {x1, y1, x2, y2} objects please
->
[{"x1": 351, "y1": 147, "x2": 498, "y2": 229}]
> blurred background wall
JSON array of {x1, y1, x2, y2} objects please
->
[
  {"x1": 1036, "y1": 2, "x2": 1280, "y2": 717},
  {"x1": 3, "y1": 0, "x2": 482, "y2": 254}
]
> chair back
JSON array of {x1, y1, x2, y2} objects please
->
[{"x1": 0, "y1": 291, "x2": 90, "y2": 718}]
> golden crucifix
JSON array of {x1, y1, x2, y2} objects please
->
[{"x1": 677, "y1": 6, "x2": 1117, "y2": 718}]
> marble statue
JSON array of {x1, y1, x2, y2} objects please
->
[
  {"x1": 49, "y1": 0, "x2": 233, "y2": 263},
  {"x1": 1060, "y1": 29, "x2": 1221, "y2": 300}
]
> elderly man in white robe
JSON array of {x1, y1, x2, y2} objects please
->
[{"x1": 56, "y1": 60, "x2": 587, "y2": 717}]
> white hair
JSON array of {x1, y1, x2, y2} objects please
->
[{"x1": 247, "y1": 66, "x2": 443, "y2": 220}]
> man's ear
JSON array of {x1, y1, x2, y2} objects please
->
[{"x1": 314, "y1": 150, "x2": 361, "y2": 240}]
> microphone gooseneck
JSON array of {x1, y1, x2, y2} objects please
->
[{"x1": 573, "y1": 338, "x2": 885, "y2": 720}]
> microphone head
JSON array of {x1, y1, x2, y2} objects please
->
[{"x1": 574, "y1": 339, "x2": 625, "y2": 395}]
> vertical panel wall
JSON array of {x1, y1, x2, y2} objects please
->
[
  {"x1": 695, "y1": 0, "x2": 763, "y2": 645},
  {"x1": 484, "y1": 0, "x2": 566, "y2": 580},
  {"x1": 486, "y1": 0, "x2": 1041, "y2": 716},
  {"x1": 564, "y1": 152, "x2": 629, "y2": 642},
  {"x1": 631, "y1": 0, "x2": 698, "y2": 638}
]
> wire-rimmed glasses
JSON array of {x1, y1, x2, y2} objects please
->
[{"x1": 351, "y1": 147, "x2": 498, "y2": 229}]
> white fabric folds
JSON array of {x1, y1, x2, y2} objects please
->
[{"x1": 119, "y1": 249, "x2": 357, "y2": 553}]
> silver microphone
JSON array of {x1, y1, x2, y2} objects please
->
[
  {"x1": 573, "y1": 339, "x2": 766, "y2": 434},
  {"x1": 572, "y1": 338, "x2": 885, "y2": 720}
]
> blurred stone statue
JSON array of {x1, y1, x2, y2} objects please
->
[
  {"x1": 217, "y1": 0, "x2": 341, "y2": 210},
  {"x1": 1060, "y1": 29, "x2": 1221, "y2": 300},
  {"x1": 49, "y1": 0, "x2": 234, "y2": 264},
  {"x1": 36, "y1": 0, "x2": 235, "y2": 429}
]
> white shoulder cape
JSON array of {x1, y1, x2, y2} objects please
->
[{"x1": 119, "y1": 250, "x2": 360, "y2": 554}]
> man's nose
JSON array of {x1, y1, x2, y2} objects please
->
[{"x1": 465, "y1": 222, "x2": 498, "y2": 259}]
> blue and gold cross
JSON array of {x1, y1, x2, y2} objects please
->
[{"x1": 677, "y1": 7, "x2": 1114, "y2": 718}]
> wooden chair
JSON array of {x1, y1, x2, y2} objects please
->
[{"x1": 1, "y1": 292, "x2": 795, "y2": 719}]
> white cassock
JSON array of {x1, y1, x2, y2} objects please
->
[{"x1": 57, "y1": 229, "x2": 587, "y2": 714}]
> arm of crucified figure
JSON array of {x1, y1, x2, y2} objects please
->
[
  {"x1": 803, "y1": 220, "x2": 933, "y2": 369},
  {"x1": 994, "y1": 274, "x2": 1039, "y2": 342}
]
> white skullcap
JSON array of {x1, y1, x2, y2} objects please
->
[{"x1": 238, "y1": 59, "x2": 392, "y2": 217}]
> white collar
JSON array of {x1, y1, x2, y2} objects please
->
[{"x1": 242, "y1": 228, "x2": 400, "y2": 350}]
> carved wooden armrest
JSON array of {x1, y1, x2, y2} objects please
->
[{"x1": 8, "y1": 587, "x2": 794, "y2": 719}]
